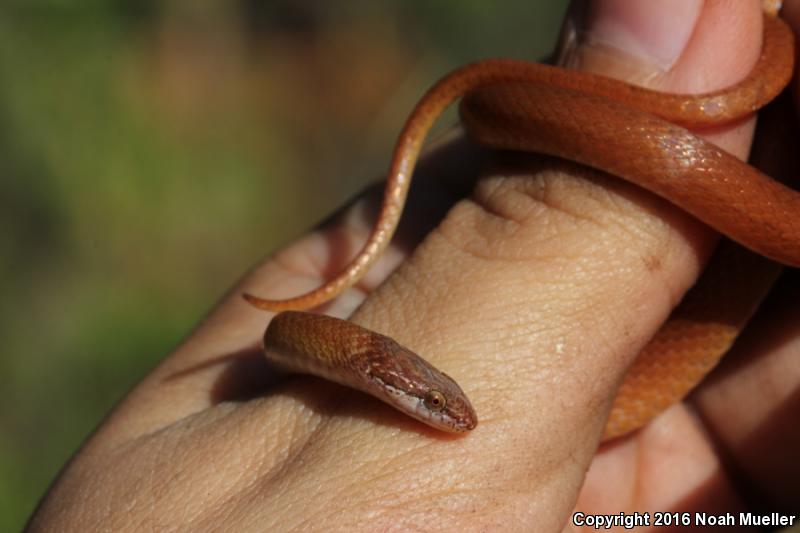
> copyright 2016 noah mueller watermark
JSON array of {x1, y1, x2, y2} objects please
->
[{"x1": 572, "y1": 511, "x2": 797, "y2": 529}]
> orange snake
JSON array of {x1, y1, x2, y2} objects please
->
[{"x1": 243, "y1": 10, "x2": 798, "y2": 439}]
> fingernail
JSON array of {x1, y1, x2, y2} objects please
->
[{"x1": 559, "y1": 0, "x2": 703, "y2": 73}]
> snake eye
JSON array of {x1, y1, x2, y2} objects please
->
[{"x1": 424, "y1": 390, "x2": 446, "y2": 412}]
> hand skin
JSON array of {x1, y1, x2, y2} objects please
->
[{"x1": 28, "y1": 0, "x2": 800, "y2": 531}]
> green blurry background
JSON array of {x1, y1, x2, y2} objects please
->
[{"x1": 1, "y1": 1, "x2": 566, "y2": 528}]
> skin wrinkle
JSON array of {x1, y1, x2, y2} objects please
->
[
  {"x1": 266, "y1": 418, "x2": 343, "y2": 486},
  {"x1": 477, "y1": 172, "x2": 599, "y2": 232},
  {"x1": 123, "y1": 441, "x2": 182, "y2": 528},
  {"x1": 229, "y1": 424, "x2": 286, "y2": 488},
  {"x1": 464, "y1": 165, "x2": 694, "y2": 274},
  {"x1": 370, "y1": 474, "x2": 466, "y2": 512},
  {"x1": 487, "y1": 175, "x2": 608, "y2": 229},
  {"x1": 260, "y1": 460, "x2": 339, "y2": 529},
  {"x1": 230, "y1": 403, "x2": 299, "y2": 474},
  {"x1": 439, "y1": 208, "x2": 520, "y2": 260},
  {"x1": 526, "y1": 177, "x2": 612, "y2": 228},
  {"x1": 562, "y1": 179, "x2": 699, "y2": 286},
  {"x1": 291, "y1": 448, "x2": 456, "y2": 527},
  {"x1": 438, "y1": 209, "x2": 591, "y2": 266},
  {"x1": 211, "y1": 472, "x2": 257, "y2": 526},
  {"x1": 291, "y1": 472, "x2": 362, "y2": 523},
  {"x1": 354, "y1": 447, "x2": 435, "y2": 484},
  {"x1": 373, "y1": 487, "x2": 497, "y2": 522},
  {"x1": 140, "y1": 414, "x2": 250, "y2": 522},
  {"x1": 474, "y1": 174, "x2": 529, "y2": 225},
  {"x1": 191, "y1": 494, "x2": 236, "y2": 532},
  {"x1": 207, "y1": 403, "x2": 316, "y2": 499}
]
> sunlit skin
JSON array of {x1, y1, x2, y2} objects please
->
[{"x1": 28, "y1": 1, "x2": 800, "y2": 531}]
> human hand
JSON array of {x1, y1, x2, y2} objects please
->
[{"x1": 28, "y1": 1, "x2": 799, "y2": 531}]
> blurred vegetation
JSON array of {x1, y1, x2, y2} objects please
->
[{"x1": 0, "y1": 0, "x2": 566, "y2": 528}]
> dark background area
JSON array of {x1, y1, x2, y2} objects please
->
[{"x1": 0, "y1": 1, "x2": 568, "y2": 529}]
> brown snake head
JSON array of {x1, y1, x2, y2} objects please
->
[
  {"x1": 262, "y1": 312, "x2": 477, "y2": 433},
  {"x1": 353, "y1": 337, "x2": 478, "y2": 433}
]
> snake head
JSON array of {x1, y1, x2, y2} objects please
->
[
  {"x1": 263, "y1": 312, "x2": 477, "y2": 433},
  {"x1": 356, "y1": 336, "x2": 478, "y2": 433}
]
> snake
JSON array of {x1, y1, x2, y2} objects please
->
[{"x1": 242, "y1": 8, "x2": 798, "y2": 440}]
